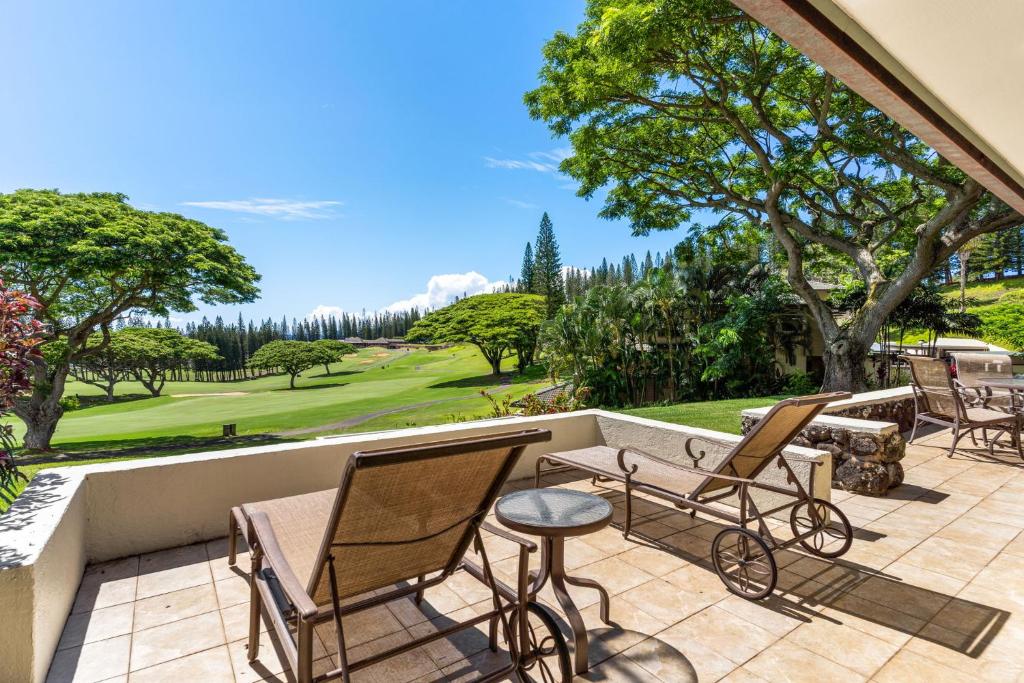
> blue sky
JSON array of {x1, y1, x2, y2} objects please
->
[{"x1": 0, "y1": 1, "x2": 683, "y2": 323}]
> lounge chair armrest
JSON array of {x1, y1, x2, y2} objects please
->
[
  {"x1": 248, "y1": 511, "x2": 319, "y2": 620},
  {"x1": 480, "y1": 521, "x2": 537, "y2": 553},
  {"x1": 618, "y1": 445, "x2": 763, "y2": 485}
]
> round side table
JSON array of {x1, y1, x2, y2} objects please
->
[{"x1": 495, "y1": 488, "x2": 613, "y2": 675}]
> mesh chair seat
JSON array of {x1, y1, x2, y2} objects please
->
[
  {"x1": 964, "y1": 407, "x2": 1019, "y2": 425},
  {"x1": 242, "y1": 489, "x2": 336, "y2": 587},
  {"x1": 544, "y1": 445, "x2": 708, "y2": 495}
]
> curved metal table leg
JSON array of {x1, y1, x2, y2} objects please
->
[
  {"x1": 564, "y1": 574, "x2": 611, "y2": 625},
  {"x1": 545, "y1": 537, "x2": 589, "y2": 675}
]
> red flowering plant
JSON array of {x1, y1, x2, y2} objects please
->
[{"x1": 0, "y1": 279, "x2": 43, "y2": 489}]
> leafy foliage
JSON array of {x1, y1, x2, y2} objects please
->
[
  {"x1": 975, "y1": 291, "x2": 1024, "y2": 351},
  {"x1": 543, "y1": 249, "x2": 807, "y2": 406},
  {"x1": 406, "y1": 293, "x2": 547, "y2": 375},
  {"x1": 0, "y1": 280, "x2": 42, "y2": 489},
  {"x1": 0, "y1": 189, "x2": 260, "y2": 448},
  {"x1": 246, "y1": 340, "x2": 343, "y2": 389},
  {"x1": 526, "y1": 0, "x2": 1023, "y2": 390}
]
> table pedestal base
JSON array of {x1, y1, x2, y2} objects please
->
[{"x1": 531, "y1": 536, "x2": 611, "y2": 674}]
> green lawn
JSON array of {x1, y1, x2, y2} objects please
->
[
  {"x1": 619, "y1": 395, "x2": 788, "y2": 434},
  {"x1": 0, "y1": 345, "x2": 545, "y2": 511}
]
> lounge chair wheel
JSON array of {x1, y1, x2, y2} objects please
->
[
  {"x1": 508, "y1": 601, "x2": 571, "y2": 683},
  {"x1": 789, "y1": 499, "x2": 853, "y2": 559},
  {"x1": 711, "y1": 527, "x2": 777, "y2": 600}
]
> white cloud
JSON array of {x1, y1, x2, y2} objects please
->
[
  {"x1": 182, "y1": 198, "x2": 342, "y2": 220},
  {"x1": 504, "y1": 198, "x2": 540, "y2": 210},
  {"x1": 307, "y1": 305, "x2": 345, "y2": 320},
  {"x1": 484, "y1": 147, "x2": 572, "y2": 174},
  {"x1": 384, "y1": 272, "x2": 510, "y2": 312}
]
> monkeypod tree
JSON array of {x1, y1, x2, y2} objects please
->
[
  {"x1": 115, "y1": 327, "x2": 221, "y2": 397},
  {"x1": 0, "y1": 189, "x2": 260, "y2": 449},
  {"x1": 246, "y1": 340, "x2": 337, "y2": 389},
  {"x1": 311, "y1": 338, "x2": 357, "y2": 375},
  {"x1": 526, "y1": 0, "x2": 1023, "y2": 391},
  {"x1": 405, "y1": 293, "x2": 546, "y2": 375}
]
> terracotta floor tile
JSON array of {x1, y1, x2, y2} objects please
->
[
  {"x1": 743, "y1": 639, "x2": 865, "y2": 683},
  {"x1": 714, "y1": 594, "x2": 814, "y2": 638},
  {"x1": 581, "y1": 599, "x2": 669, "y2": 666},
  {"x1": 898, "y1": 536, "x2": 995, "y2": 582},
  {"x1": 345, "y1": 630, "x2": 439, "y2": 683},
  {"x1": 659, "y1": 605, "x2": 779, "y2": 665},
  {"x1": 46, "y1": 634, "x2": 131, "y2": 683},
  {"x1": 316, "y1": 604, "x2": 405, "y2": 652},
  {"x1": 214, "y1": 574, "x2": 252, "y2": 609},
  {"x1": 72, "y1": 557, "x2": 139, "y2": 614},
  {"x1": 130, "y1": 610, "x2": 225, "y2": 671},
  {"x1": 57, "y1": 602, "x2": 134, "y2": 651},
  {"x1": 579, "y1": 652, "x2": 681, "y2": 682},
  {"x1": 618, "y1": 578, "x2": 718, "y2": 626},
  {"x1": 617, "y1": 545, "x2": 690, "y2": 579},
  {"x1": 784, "y1": 618, "x2": 898, "y2": 677},
  {"x1": 872, "y1": 648, "x2": 971, "y2": 683},
  {"x1": 133, "y1": 583, "x2": 219, "y2": 632},
  {"x1": 127, "y1": 646, "x2": 234, "y2": 683},
  {"x1": 623, "y1": 633, "x2": 734, "y2": 682},
  {"x1": 136, "y1": 544, "x2": 212, "y2": 600},
  {"x1": 221, "y1": 602, "x2": 269, "y2": 643}
]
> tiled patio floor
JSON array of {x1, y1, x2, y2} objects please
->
[{"x1": 49, "y1": 428, "x2": 1024, "y2": 682}]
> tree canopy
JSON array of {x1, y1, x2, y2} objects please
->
[
  {"x1": 246, "y1": 340, "x2": 342, "y2": 389},
  {"x1": 405, "y1": 293, "x2": 546, "y2": 375},
  {"x1": 0, "y1": 189, "x2": 260, "y2": 448},
  {"x1": 114, "y1": 327, "x2": 220, "y2": 397},
  {"x1": 311, "y1": 338, "x2": 358, "y2": 375},
  {"x1": 526, "y1": 0, "x2": 1023, "y2": 390}
]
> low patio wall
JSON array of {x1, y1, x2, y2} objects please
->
[
  {"x1": 0, "y1": 410, "x2": 828, "y2": 683},
  {"x1": 741, "y1": 386, "x2": 913, "y2": 496}
]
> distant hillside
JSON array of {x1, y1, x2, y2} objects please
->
[{"x1": 939, "y1": 276, "x2": 1024, "y2": 350}]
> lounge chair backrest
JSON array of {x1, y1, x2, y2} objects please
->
[
  {"x1": 951, "y1": 352, "x2": 1013, "y2": 388},
  {"x1": 697, "y1": 392, "x2": 849, "y2": 495},
  {"x1": 902, "y1": 355, "x2": 962, "y2": 420},
  {"x1": 307, "y1": 429, "x2": 550, "y2": 604}
]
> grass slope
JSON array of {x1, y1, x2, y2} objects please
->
[
  {"x1": 0, "y1": 346, "x2": 544, "y2": 511},
  {"x1": 618, "y1": 396, "x2": 787, "y2": 434}
]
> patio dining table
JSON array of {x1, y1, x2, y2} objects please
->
[{"x1": 980, "y1": 378, "x2": 1024, "y2": 411}]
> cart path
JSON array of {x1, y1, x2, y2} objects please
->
[{"x1": 273, "y1": 387, "x2": 511, "y2": 437}]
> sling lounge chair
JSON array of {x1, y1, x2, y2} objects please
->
[
  {"x1": 904, "y1": 355, "x2": 1022, "y2": 459},
  {"x1": 536, "y1": 392, "x2": 854, "y2": 600},
  {"x1": 227, "y1": 429, "x2": 574, "y2": 683}
]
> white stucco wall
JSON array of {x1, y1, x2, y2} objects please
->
[{"x1": 0, "y1": 409, "x2": 827, "y2": 682}]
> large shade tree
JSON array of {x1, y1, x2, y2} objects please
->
[
  {"x1": 0, "y1": 189, "x2": 260, "y2": 448},
  {"x1": 246, "y1": 340, "x2": 340, "y2": 389},
  {"x1": 405, "y1": 293, "x2": 546, "y2": 375},
  {"x1": 526, "y1": 0, "x2": 1024, "y2": 391}
]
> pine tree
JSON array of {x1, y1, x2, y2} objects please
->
[
  {"x1": 520, "y1": 242, "x2": 535, "y2": 293},
  {"x1": 531, "y1": 213, "x2": 566, "y2": 317}
]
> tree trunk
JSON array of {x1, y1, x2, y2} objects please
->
[
  {"x1": 820, "y1": 334, "x2": 870, "y2": 393},
  {"x1": 323, "y1": 363, "x2": 331, "y2": 376},
  {"x1": 13, "y1": 362, "x2": 70, "y2": 451},
  {"x1": 289, "y1": 372, "x2": 297, "y2": 389}
]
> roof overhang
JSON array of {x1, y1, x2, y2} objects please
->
[{"x1": 732, "y1": 0, "x2": 1024, "y2": 214}]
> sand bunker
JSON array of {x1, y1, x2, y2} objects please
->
[
  {"x1": 374, "y1": 352, "x2": 390, "y2": 358},
  {"x1": 359, "y1": 360, "x2": 375, "y2": 365},
  {"x1": 170, "y1": 391, "x2": 248, "y2": 397}
]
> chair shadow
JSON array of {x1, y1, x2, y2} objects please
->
[{"x1": 546, "y1": 472, "x2": 1010, "y2": 660}]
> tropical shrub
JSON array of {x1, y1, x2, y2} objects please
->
[{"x1": 0, "y1": 280, "x2": 43, "y2": 490}]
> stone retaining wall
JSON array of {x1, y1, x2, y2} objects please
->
[
  {"x1": 824, "y1": 393, "x2": 916, "y2": 432},
  {"x1": 742, "y1": 388, "x2": 914, "y2": 496}
]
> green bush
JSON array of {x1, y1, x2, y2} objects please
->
[
  {"x1": 58, "y1": 395, "x2": 81, "y2": 412},
  {"x1": 783, "y1": 371, "x2": 818, "y2": 396}
]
